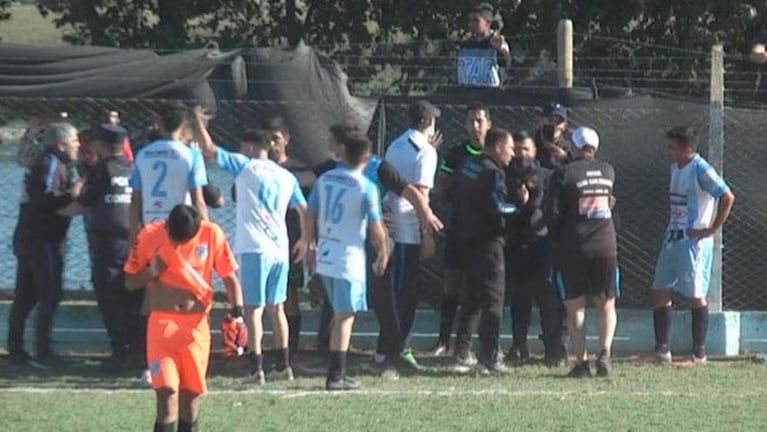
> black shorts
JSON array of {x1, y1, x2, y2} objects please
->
[
  {"x1": 555, "y1": 256, "x2": 619, "y2": 300},
  {"x1": 443, "y1": 235, "x2": 467, "y2": 270}
]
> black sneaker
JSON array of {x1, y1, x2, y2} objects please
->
[
  {"x1": 596, "y1": 351, "x2": 612, "y2": 377},
  {"x1": 7, "y1": 351, "x2": 31, "y2": 366},
  {"x1": 378, "y1": 361, "x2": 400, "y2": 381},
  {"x1": 476, "y1": 361, "x2": 511, "y2": 376},
  {"x1": 506, "y1": 344, "x2": 530, "y2": 364},
  {"x1": 429, "y1": 342, "x2": 450, "y2": 357},
  {"x1": 544, "y1": 344, "x2": 568, "y2": 368},
  {"x1": 567, "y1": 361, "x2": 592, "y2": 378},
  {"x1": 29, "y1": 353, "x2": 78, "y2": 369},
  {"x1": 326, "y1": 376, "x2": 362, "y2": 391}
]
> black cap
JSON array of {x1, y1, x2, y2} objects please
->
[
  {"x1": 408, "y1": 100, "x2": 441, "y2": 128},
  {"x1": 92, "y1": 123, "x2": 127, "y2": 146},
  {"x1": 542, "y1": 102, "x2": 568, "y2": 121}
]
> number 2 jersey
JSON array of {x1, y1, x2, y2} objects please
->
[
  {"x1": 546, "y1": 156, "x2": 617, "y2": 260},
  {"x1": 308, "y1": 166, "x2": 382, "y2": 283},
  {"x1": 130, "y1": 139, "x2": 208, "y2": 224}
]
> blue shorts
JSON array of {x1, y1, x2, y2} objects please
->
[
  {"x1": 239, "y1": 253, "x2": 288, "y2": 307},
  {"x1": 320, "y1": 276, "x2": 367, "y2": 313},
  {"x1": 652, "y1": 237, "x2": 713, "y2": 299}
]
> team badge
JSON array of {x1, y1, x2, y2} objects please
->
[{"x1": 197, "y1": 245, "x2": 208, "y2": 259}]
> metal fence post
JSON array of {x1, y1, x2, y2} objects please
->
[
  {"x1": 557, "y1": 19, "x2": 573, "y2": 89},
  {"x1": 708, "y1": 44, "x2": 725, "y2": 312}
]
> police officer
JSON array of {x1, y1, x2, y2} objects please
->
[
  {"x1": 450, "y1": 127, "x2": 521, "y2": 374},
  {"x1": 8, "y1": 123, "x2": 82, "y2": 368},
  {"x1": 504, "y1": 131, "x2": 566, "y2": 366},
  {"x1": 545, "y1": 127, "x2": 619, "y2": 378},
  {"x1": 59, "y1": 124, "x2": 136, "y2": 371}
]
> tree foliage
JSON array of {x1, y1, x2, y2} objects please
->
[{"x1": 34, "y1": 0, "x2": 767, "y2": 97}]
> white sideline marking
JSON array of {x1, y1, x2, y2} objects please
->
[{"x1": 0, "y1": 387, "x2": 763, "y2": 398}]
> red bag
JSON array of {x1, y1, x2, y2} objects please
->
[{"x1": 221, "y1": 315, "x2": 248, "y2": 357}]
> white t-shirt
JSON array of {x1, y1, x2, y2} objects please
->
[
  {"x1": 383, "y1": 129, "x2": 438, "y2": 244},
  {"x1": 667, "y1": 154, "x2": 730, "y2": 232},
  {"x1": 308, "y1": 166, "x2": 382, "y2": 282},
  {"x1": 130, "y1": 139, "x2": 207, "y2": 224},
  {"x1": 234, "y1": 158, "x2": 306, "y2": 260}
]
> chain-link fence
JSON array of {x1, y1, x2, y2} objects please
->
[{"x1": 0, "y1": 96, "x2": 765, "y2": 310}]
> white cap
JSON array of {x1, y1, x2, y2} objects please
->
[{"x1": 572, "y1": 127, "x2": 599, "y2": 151}]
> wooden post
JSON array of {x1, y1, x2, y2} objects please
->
[
  {"x1": 557, "y1": 19, "x2": 573, "y2": 89},
  {"x1": 708, "y1": 44, "x2": 725, "y2": 313}
]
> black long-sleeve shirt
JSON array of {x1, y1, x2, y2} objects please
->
[
  {"x1": 544, "y1": 155, "x2": 617, "y2": 260},
  {"x1": 14, "y1": 148, "x2": 77, "y2": 252},
  {"x1": 449, "y1": 154, "x2": 519, "y2": 245},
  {"x1": 505, "y1": 161, "x2": 551, "y2": 247}
]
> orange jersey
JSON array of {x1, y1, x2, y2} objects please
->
[{"x1": 124, "y1": 220, "x2": 238, "y2": 308}]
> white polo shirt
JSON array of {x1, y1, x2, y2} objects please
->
[{"x1": 383, "y1": 128, "x2": 438, "y2": 244}]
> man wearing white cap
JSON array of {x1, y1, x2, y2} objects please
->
[{"x1": 545, "y1": 127, "x2": 619, "y2": 378}]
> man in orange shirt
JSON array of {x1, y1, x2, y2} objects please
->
[{"x1": 124, "y1": 204, "x2": 243, "y2": 432}]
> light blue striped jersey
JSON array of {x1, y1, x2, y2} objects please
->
[{"x1": 668, "y1": 154, "x2": 730, "y2": 231}]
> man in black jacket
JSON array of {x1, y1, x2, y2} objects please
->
[
  {"x1": 8, "y1": 123, "x2": 82, "y2": 368},
  {"x1": 505, "y1": 132, "x2": 566, "y2": 366},
  {"x1": 545, "y1": 127, "x2": 619, "y2": 378},
  {"x1": 450, "y1": 127, "x2": 521, "y2": 374}
]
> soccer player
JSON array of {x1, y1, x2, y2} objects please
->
[
  {"x1": 129, "y1": 102, "x2": 209, "y2": 242},
  {"x1": 7, "y1": 123, "x2": 82, "y2": 367},
  {"x1": 650, "y1": 127, "x2": 735, "y2": 364},
  {"x1": 306, "y1": 133, "x2": 389, "y2": 391},
  {"x1": 58, "y1": 124, "x2": 137, "y2": 372},
  {"x1": 431, "y1": 102, "x2": 491, "y2": 361},
  {"x1": 379, "y1": 100, "x2": 440, "y2": 372},
  {"x1": 450, "y1": 128, "x2": 519, "y2": 374},
  {"x1": 545, "y1": 127, "x2": 619, "y2": 378},
  {"x1": 124, "y1": 204, "x2": 243, "y2": 432}
]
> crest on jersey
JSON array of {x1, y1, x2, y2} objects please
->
[{"x1": 197, "y1": 245, "x2": 208, "y2": 259}]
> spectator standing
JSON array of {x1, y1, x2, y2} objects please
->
[
  {"x1": 457, "y1": 3, "x2": 511, "y2": 88},
  {"x1": 534, "y1": 102, "x2": 572, "y2": 170}
]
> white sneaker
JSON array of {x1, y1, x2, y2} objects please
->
[
  {"x1": 243, "y1": 369, "x2": 266, "y2": 385},
  {"x1": 266, "y1": 367, "x2": 295, "y2": 381}
]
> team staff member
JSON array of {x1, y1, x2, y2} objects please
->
[
  {"x1": 306, "y1": 134, "x2": 389, "y2": 391},
  {"x1": 380, "y1": 101, "x2": 441, "y2": 372},
  {"x1": 124, "y1": 205, "x2": 243, "y2": 432},
  {"x1": 504, "y1": 132, "x2": 565, "y2": 365},
  {"x1": 7, "y1": 123, "x2": 82, "y2": 368},
  {"x1": 546, "y1": 127, "x2": 618, "y2": 378},
  {"x1": 650, "y1": 127, "x2": 735, "y2": 364},
  {"x1": 58, "y1": 124, "x2": 138, "y2": 372},
  {"x1": 451, "y1": 128, "x2": 520, "y2": 374},
  {"x1": 457, "y1": 3, "x2": 510, "y2": 87},
  {"x1": 431, "y1": 102, "x2": 492, "y2": 359}
]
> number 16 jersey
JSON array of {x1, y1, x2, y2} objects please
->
[
  {"x1": 308, "y1": 166, "x2": 382, "y2": 283},
  {"x1": 130, "y1": 139, "x2": 208, "y2": 224}
]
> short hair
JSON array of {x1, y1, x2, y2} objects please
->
[
  {"x1": 665, "y1": 126, "x2": 697, "y2": 150},
  {"x1": 467, "y1": 101, "x2": 491, "y2": 120},
  {"x1": 485, "y1": 127, "x2": 512, "y2": 149},
  {"x1": 261, "y1": 116, "x2": 290, "y2": 135},
  {"x1": 469, "y1": 2, "x2": 494, "y2": 17},
  {"x1": 240, "y1": 128, "x2": 271, "y2": 152},
  {"x1": 156, "y1": 102, "x2": 187, "y2": 133},
  {"x1": 167, "y1": 204, "x2": 202, "y2": 243},
  {"x1": 513, "y1": 131, "x2": 532, "y2": 143},
  {"x1": 42, "y1": 123, "x2": 78, "y2": 147},
  {"x1": 329, "y1": 122, "x2": 360, "y2": 143},
  {"x1": 342, "y1": 132, "x2": 372, "y2": 166}
]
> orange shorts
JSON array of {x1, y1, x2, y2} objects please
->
[{"x1": 146, "y1": 311, "x2": 211, "y2": 395}]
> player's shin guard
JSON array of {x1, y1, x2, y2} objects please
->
[
  {"x1": 438, "y1": 295, "x2": 459, "y2": 346},
  {"x1": 287, "y1": 314, "x2": 301, "y2": 355},
  {"x1": 178, "y1": 420, "x2": 198, "y2": 432},
  {"x1": 653, "y1": 306, "x2": 673, "y2": 353},
  {"x1": 691, "y1": 306, "x2": 709, "y2": 357},
  {"x1": 154, "y1": 422, "x2": 174, "y2": 432}
]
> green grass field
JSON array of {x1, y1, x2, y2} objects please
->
[{"x1": 1, "y1": 353, "x2": 766, "y2": 431}]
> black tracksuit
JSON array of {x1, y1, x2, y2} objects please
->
[
  {"x1": 451, "y1": 154, "x2": 519, "y2": 366},
  {"x1": 504, "y1": 160, "x2": 566, "y2": 357},
  {"x1": 8, "y1": 148, "x2": 78, "y2": 357}
]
